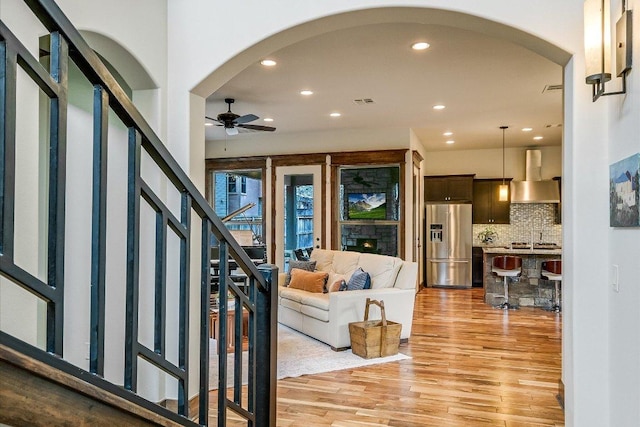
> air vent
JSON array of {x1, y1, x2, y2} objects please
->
[
  {"x1": 353, "y1": 98, "x2": 375, "y2": 105},
  {"x1": 542, "y1": 84, "x2": 563, "y2": 93}
]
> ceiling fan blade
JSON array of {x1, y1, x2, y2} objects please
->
[
  {"x1": 234, "y1": 114, "x2": 259, "y2": 124},
  {"x1": 237, "y1": 124, "x2": 276, "y2": 132},
  {"x1": 226, "y1": 127, "x2": 238, "y2": 136},
  {"x1": 205, "y1": 115, "x2": 224, "y2": 125}
]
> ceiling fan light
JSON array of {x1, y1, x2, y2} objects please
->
[{"x1": 226, "y1": 127, "x2": 238, "y2": 136}]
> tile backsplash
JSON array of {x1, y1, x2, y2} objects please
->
[{"x1": 472, "y1": 204, "x2": 562, "y2": 246}]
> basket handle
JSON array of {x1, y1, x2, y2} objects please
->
[{"x1": 364, "y1": 298, "x2": 387, "y2": 327}]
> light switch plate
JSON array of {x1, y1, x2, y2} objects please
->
[{"x1": 612, "y1": 264, "x2": 619, "y2": 292}]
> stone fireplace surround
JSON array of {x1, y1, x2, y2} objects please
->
[
  {"x1": 341, "y1": 224, "x2": 398, "y2": 256},
  {"x1": 339, "y1": 165, "x2": 400, "y2": 257}
]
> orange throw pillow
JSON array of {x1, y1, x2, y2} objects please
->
[{"x1": 288, "y1": 268, "x2": 328, "y2": 293}]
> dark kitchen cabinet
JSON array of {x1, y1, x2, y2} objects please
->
[
  {"x1": 553, "y1": 176, "x2": 562, "y2": 224},
  {"x1": 472, "y1": 179, "x2": 511, "y2": 224},
  {"x1": 424, "y1": 175, "x2": 474, "y2": 203},
  {"x1": 472, "y1": 246, "x2": 484, "y2": 287}
]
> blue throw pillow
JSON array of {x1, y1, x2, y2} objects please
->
[{"x1": 346, "y1": 267, "x2": 371, "y2": 291}]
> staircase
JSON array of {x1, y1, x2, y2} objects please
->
[{"x1": 0, "y1": 1, "x2": 277, "y2": 425}]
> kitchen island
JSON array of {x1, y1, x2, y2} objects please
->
[{"x1": 482, "y1": 246, "x2": 562, "y2": 308}]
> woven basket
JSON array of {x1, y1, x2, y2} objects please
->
[{"x1": 348, "y1": 298, "x2": 401, "y2": 359}]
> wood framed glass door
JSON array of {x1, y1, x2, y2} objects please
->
[{"x1": 274, "y1": 165, "x2": 323, "y2": 272}]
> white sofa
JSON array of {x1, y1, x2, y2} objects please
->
[{"x1": 277, "y1": 248, "x2": 418, "y2": 350}]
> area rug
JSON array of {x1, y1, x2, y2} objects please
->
[{"x1": 209, "y1": 324, "x2": 410, "y2": 390}]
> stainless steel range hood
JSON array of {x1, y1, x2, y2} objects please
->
[{"x1": 510, "y1": 150, "x2": 560, "y2": 203}]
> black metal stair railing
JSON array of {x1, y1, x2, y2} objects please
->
[{"x1": 0, "y1": 1, "x2": 277, "y2": 426}]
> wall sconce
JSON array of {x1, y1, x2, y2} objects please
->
[
  {"x1": 584, "y1": 0, "x2": 633, "y2": 102},
  {"x1": 498, "y1": 126, "x2": 509, "y2": 202}
]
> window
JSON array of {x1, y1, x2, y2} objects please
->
[
  {"x1": 209, "y1": 169, "x2": 264, "y2": 245},
  {"x1": 227, "y1": 175, "x2": 246, "y2": 194},
  {"x1": 227, "y1": 175, "x2": 237, "y2": 193}
]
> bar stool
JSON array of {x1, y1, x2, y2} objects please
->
[
  {"x1": 492, "y1": 255, "x2": 522, "y2": 310},
  {"x1": 541, "y1": 260, "x2": 562, "y2": 312}
]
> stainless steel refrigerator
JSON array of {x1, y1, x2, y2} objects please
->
[{"x1": 426, "y1": 204, "x2": 472, "y2": 288}]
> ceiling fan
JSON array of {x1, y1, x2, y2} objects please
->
[
  {"x1": 206, "y1": 98, "x2": 276, "y2": 136},
  {"x1": 353, "y1": 171, "x2": 377, "y2": 187}
]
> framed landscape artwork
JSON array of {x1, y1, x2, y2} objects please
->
[
  {"x1": 347, "y1": 192, "x2": 387, "y2": 220},
  {"x1": 609, "y1": 153, "x2": 640, "y2": 227}
]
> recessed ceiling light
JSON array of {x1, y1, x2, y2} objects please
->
[
  {"x1": 205, "y1": 122, "x2": 213, "y2": 127},
  {"x1": 263, "y1": 118, "x2": 274, "y2": 122},
  {"x1": 411, "y1": 41, "x2": 430, "y2": 50},
  {"x1": 443, "y1": 131, "x2": 453, "y2": 136},
  {"x1": 533, "y1": 136, "x2": 544, "y2": 140},
  {"x1": 446, "y1": 140, "x2": 455, "y2": 144},
  {"x1": 260, "y1": 59, "x2": 277, "y2": 67},
  {"x1": 433, "y1": 104, "x2": 445, "y2": 110},
  {"x1": 522, "y1": 127, "x2": 533, "y2": 132},
  {"x1": 300, "y1": 90, "x2": 313, "y2": 96},
  {"x1": 330, "y1": 112, "x2": 341, "y2": 117}
]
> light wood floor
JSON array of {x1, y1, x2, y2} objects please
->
[{"x1": 212, "y1": 287, "x2": 564, "y2": 426}]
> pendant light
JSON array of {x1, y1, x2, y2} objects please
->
[{"x1": 498, "y1": 126, "x2": 509, "y2": 201}]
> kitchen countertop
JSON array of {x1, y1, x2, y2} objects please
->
[{"x1": 481, "y1": 246, "x2": 562, "y2": 256}]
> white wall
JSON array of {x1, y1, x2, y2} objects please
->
[
  {"x1": 205, "y1": 127, "x2": 410, "y2": 158},
  {"x1": 606, "y1": 3, "x2": 640, "y2": 425},
  {"x1": 0, "y1": 0, "x2": 175, "y2": 403},
  {"x1": 0, "y1": 48, "x2": 44, "y2": 348},
  {"x1": 424, "y1": 146, "x2": 562, "y2": 179}
]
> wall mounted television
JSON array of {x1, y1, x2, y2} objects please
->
[{"x1": 347, "y1": 192, "x2": 387, "y2": 220}]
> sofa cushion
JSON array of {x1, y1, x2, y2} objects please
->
[
  {"x1": 358, "y1": 253, "x2": 403, "y2": 289},
  {"x1": 288, "y1": 268, "x2": 328, "y2": 293},
  {"x1": 330, "y1": 251, "x2": 361, "y2": 278},
  {"x1": 346, "y1": 267, "x2": 371, "y2": 290},
  {"x1": 301, "y1": 304, "x2": 329, "y2": 322},
  {"x1": 284, "y1": 260, "x2": 317, "y2": 286},
  {"x1": 310, "y1": 249, "x2": 335, "y2": 272},
  {"x1": 279, "y1": 286, "x2": 308, "y2": 303},
  {"x1": 279, "y1": 285, "x2": 329, "y2": 309},
  {"x1": 299, "y1": 292, "x2": 330, "y2": 311},
  {"x1": 280, "y1": 297, "x2": 302, "y2": 313}
]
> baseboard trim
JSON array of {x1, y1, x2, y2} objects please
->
[{"x1": 556, "y1": 378, "x2": 565, "y2": 411}]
